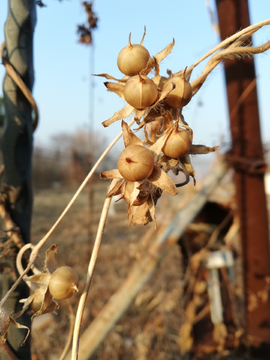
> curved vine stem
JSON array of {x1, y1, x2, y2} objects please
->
[
  {"x1": 0, "y1": 118, "x2": 135, "y2": 308},
  {"x1": 71, "y1": 178, "x2": 118, "y2": 360}
]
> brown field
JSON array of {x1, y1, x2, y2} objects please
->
[{"x1": 30, "y1": 182, "x2": 187, "y2": 360}]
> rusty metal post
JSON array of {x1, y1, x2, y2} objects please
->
[{"x1": 215, "y1": 0, "x2": 270, "y2": 352}]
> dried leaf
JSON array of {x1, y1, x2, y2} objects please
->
[
  {"x1": 94, "y1": 73, "x2": 127, "y2": 82},
  {"x1": 45, "y1": 245, "x2": 58, "y2": 274},
  {"x1": 102, "y1": 104, "x2": 133, "y2": 127},
  {"x1": 148, "y1": 166, "x2": 178, "y2": 196},
  {"x1": 189, "y1": 144, "x2": 218, "y2": 155},
  {"x1": 122, "y1": 120, "x2": 143, "y2": 147},
  {"x1": 9, "y1": 317, "x2": 30, "y2": 346},
  {"x1": 100, "y1": 169, "x2": 122, "y2": 179},
  {"x1": 104, "y1": 81, "x2": 125, "y2": 100}
]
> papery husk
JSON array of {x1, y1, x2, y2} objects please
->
[
  {"x1": 179, "y1": 154, "x2": 196, "y2": 183},
  {"x1": 94, "y1": 73, "x2": 128, "y2": 82},
  {"x1": 106, "y1": 179, "x2": 125, "y2": 198},
  {"x1": 189, "y1": 144, "x2": 218, "y2": 155},
  {"x1": 159, "y1": 155, "x2": 179, "y2": 172},
  {"x1": 149, "y1": 124, "x2": 176, "y2": 159},
  {"x1": 154, "y1": 39, "x2": 175, "y2": 64},
  {"x1": 102, "y1": 104, "x2": 133, "y2": 127},
  {"x1": 104, "y1": 82, "x2": 125, "y2": 100},
  {"x1": 45, "y1": 244, "x2": 58, "y2": 274},
  {"x1": 100, "y1": 169, "x2": 122, "y2": 179},
  {"x1": 128, "y1": 201, "x2": 151, "y2": 226},
  {"x1": 135, "y1": 108, "x2": 163, "y2": 130},
  {"x1": 122, "y1": 120, "x2": 143, "y2": 147},
  {"x1": 148, "y1": 166, "x2": 178, "y2": 196},
  {"x1": 26, "y1": 273, "x2": 51, "y2": 285}
]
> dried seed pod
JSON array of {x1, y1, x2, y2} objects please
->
[
  {"x1": 163, "y1": 127, "x2": 192, "y2": 158},
  {"x1": 163, "y1": 74, "x2": 192, "y2": 108},
  {"x1": 118, "y1": 144, "x2": 155, "y2": 182},
  {"x1": 49, "y1": 266, "x2": 79, "y2": 300},
  {"x1": 124, "y1": 75, "x2": 158, "y2": 110},
  {"x1": 117, "y1": 34, "x2": 150, "y2": 76}
]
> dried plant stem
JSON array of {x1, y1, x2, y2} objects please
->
[
  {"x1": 0, "y1": 339, "x2": 19, "y2": 360},
  {"x1": 0, "y1": 119, "x2": 135, "y2": 308},
  {"x1": 71, "y1": 179, "x2": 118, "y2": 360},
  {"x1": 191, "y1": 39, "x2": 270, "y2": 95},
  {"x1": 186, "y1": 18, "x2": 270, "y2": 78},
  {"x1": 59, "y1": 300, "x2": 75, "y2": 360}
]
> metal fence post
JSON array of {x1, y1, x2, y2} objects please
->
[
  {"x1": 215, "y1": 0, "x2": 270, "y2": 354},
  {"x1": 1, "y1": 0, "x2": 36, "y2": 358}
]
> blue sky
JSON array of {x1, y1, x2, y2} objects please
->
[{"x1": 0, "y1": 0, "x2": 269, "y2": 154}]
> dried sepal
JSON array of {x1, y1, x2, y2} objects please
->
[
  {"x1": 154, "y1": 39, "x2": 175, "y2": 64},
  {"x1": 102, "y1": 104, "x2": 133, "y2": 127},
  {"x1": 128, "y1": 201, "x2": 151, "y2": 227},
  {"x1": 149, "y1": 124, "x2": 176, "y2": 159},
  {"x1": 134, "y1": 108, "x2": 145, "y2": 123},
  {"x1": 189, "y1": 144, "x2": 218, "y2": 155},
  {"x1": 179, "y1": 154, "x2": 196, "y2": 184},
  {"x1": 122, "y1": 120, "x2": 143, "y2": 147},
  {"x1": 148, "y1": 166, "x2": 178, "y2": 196},
  {"x1": 104, "y1": 81, "x2": 125, "y2": 100},
  {"x1": 94, "y1": 73, "x2": 127, "y2": 82},
  {"x1": 135, "y1": 108, "x2": 163, "y2": 130},
  {"x1": 45, "y1": 244, "x2": 58, "y2": 274},
  {"x1": 106, "y1": 179, "x2": 125, "y2": 198},
  {"x1": 100, "y1": 169, "x2": 122, "y2": 179},
  {"x1": 26, "y1": 273, "x2": 51, "y2": 285},
  {"x1": 148, "y1": 196, "x2": 157, "y2": 230},
  {"x1": 159, "y1": 155, "x2": 179, "y2": 172}
]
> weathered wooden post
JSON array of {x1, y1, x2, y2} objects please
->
[{"x1": 1, "y1": 0, "x2": 36, "y2": 359}]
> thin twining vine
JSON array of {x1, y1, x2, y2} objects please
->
[{"x1": 0, "y1": 18, "x2": 269, "y2": 360}]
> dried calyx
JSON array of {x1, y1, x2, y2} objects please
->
[
  {"x1": 117, "y1": 144, "x2": 155, "y2": 182},
  {"x1": 124, "y1": 74, "x2": 158, "y2": 110},
  {"x1": 163, "y1": 126, "x2": 192, "y2": 158},
  {"x1": 163, "y1": 69, "x2": 192, "y2": 108},
  {"x1": 117, "y1": 33, "x2": 150, "y2": 76}
]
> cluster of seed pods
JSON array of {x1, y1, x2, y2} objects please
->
[{"x1": 99, "y1": 30, "x2": 218, "y2": 227}]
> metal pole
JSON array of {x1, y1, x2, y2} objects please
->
[
  {"x1": 1, "y1": 0, "x2": 36, "y2": 359},
  {"x1": 215, "y1": 0, "x2": 270, "y2": 351}
]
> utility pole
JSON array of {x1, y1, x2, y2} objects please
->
[
  {"x1": 215, "y1": 0, "x2": 270, "y2": 356},
  {"x1": 1, "y1": 1, "x2": 36, "y2": 359}
]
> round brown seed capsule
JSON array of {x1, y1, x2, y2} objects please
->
[
  {"x1": 163, "y1": 76, "x2": 192, "y2": 108},
  {"x1": 124, "y1": 75, "x2": 158, "y2": 110},
  {"x1": 49, "y1": 266, "x2": 79, "y2": 300},
  {"x1": 117, "y1": 34, "x2": 150, "y2": 76},
  {"x1": 117, "y1": 144, "x2": 155, "y2": 182},
  {"x1": 163, "y1": 127, "x2": 192, "y2": 158}
]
